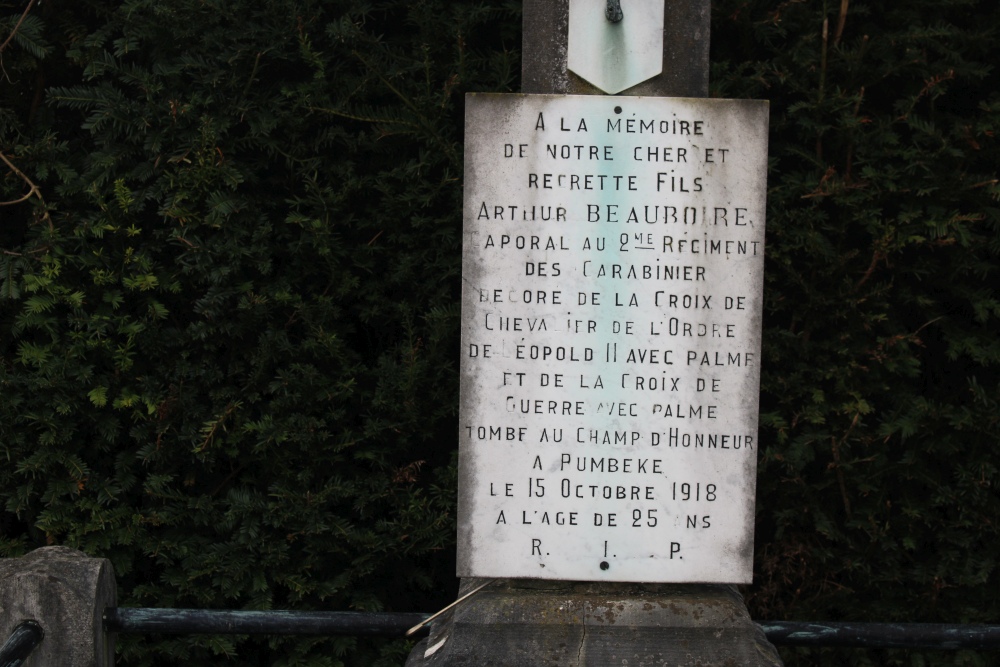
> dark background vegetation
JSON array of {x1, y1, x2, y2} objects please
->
[{"x1": 1, "y1": 0, "x2": 998, "y2": 665}]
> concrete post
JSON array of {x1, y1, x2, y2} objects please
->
[
  {"x1": 407, "y1": 579, "x2": 782, "y2": 665},
  {"x1": 407, "y1": 2, "x2": 783, "y2": 663},
  {"x1": 0, "y1": 546, "x2": 117, "y2": 667}
]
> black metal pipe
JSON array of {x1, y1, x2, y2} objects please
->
[
  {"x1": 103, "y1": 609, "x2": 1000, "y2": 650},
  {"x1": 104, "y1": 608, "x2": 429, "y2": 638},
  {"x1": 759, "y1": 621, "x2": 1000, "y2": 650},
  {"x1": 0, "y1": 620, "x2": 44, "y2": 667}
]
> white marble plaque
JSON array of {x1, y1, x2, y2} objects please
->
[{"x1": 458, "y1": 94, "x2": 769, "y2": 583}]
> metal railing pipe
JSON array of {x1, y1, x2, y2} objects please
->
[
  {"x1": 758, "y1": 621, "x2": 1000, "y2": 650},
  {"x1": 0, "y1": 620, "x2": 44, "y2": 667},
  {"x1": 102, "y1": 609, "x2": 1000, "y2": 650},
  {"x1": 104, "y1": 608, "x2": 429, "y2": 638}
]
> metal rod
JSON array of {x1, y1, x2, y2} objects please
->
[
  {"x1": 104, "y1": 608, "x2": 429, "y2": 638},
  {"x1": 0, "y1": 620, "x2": 44, "y2": 667},
  {"x1": 759, "y1": 621, "x2": 1000, "y2": 650},
  {"x1": 406, "y1": 578, "x2": 496, "y2": 637}
]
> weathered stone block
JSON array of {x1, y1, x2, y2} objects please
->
[
  {"x1": 0, "y1": 546, "x2": 117, "y2": 667},
  {"x1": 406, "y1": 579, "x2": 782, "y2": 666}
]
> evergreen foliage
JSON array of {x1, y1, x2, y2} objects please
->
[
  {"x1": 712, "y1": 1, "x2": 1000, "y2": 664},
  {"x1": 1, "y1": 1, "x2": 519, "y2": 664},
  {"x1": 0, "y1": 0, "x2": 998, "y2": 665}
]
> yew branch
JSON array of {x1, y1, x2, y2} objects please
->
[
  {"x1": 0, "y1": 149, "x2": 53, "y2": 231},
  {"x1": 0, "y1": 0, "x2": 39, "y2": 54}
]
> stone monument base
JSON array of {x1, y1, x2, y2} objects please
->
[{"x1": 405, "y1": 579, "x2": 783, "y2": 667}]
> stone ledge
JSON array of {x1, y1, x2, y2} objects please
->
[{"x1": 406, "y1": 579, "x2": 782, "y2": 667}]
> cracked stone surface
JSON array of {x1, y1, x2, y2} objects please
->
[{"x1": 404, "y1": 579, "x2": 783, "y2": 666}]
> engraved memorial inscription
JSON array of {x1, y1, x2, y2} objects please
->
[{"x1": 458, "y1": 93, "x2": 769, "y2": 583}]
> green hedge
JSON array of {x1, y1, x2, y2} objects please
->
[
  {"x1": 1, "y1": 1, "x2": 998, "y2": 665},
  {"x1": 1, "y1": 1, "x2": 518, "y2": 664},
  {"x1": 713, "y1": 2, "x2": 1000, "y2": 665}
]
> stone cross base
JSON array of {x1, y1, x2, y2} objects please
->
[{"x1": 405, "y1": 579, "x2": 783, "y2": 666}]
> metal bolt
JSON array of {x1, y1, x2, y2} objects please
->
[{"x1": 606, "y1": 0, "x2": 623, "y2": 23}]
